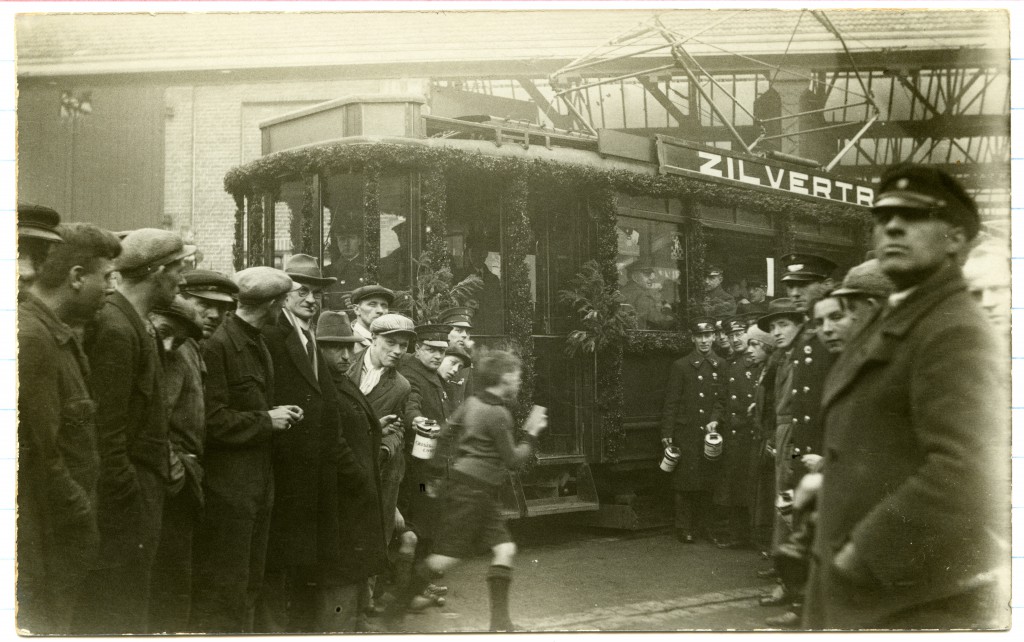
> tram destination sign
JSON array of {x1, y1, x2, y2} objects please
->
[{"x1": 654, "y1": 135, "x2": 874, "y2": 208}]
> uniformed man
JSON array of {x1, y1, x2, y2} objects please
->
[
  {"x1": 806, "y1": 164, "x2": 1009, "y2": 629},
  {"x1": 699, "y1": 265, "x2": 737, "y2": 317},
  {"x1": 147, "y1": 297, "x2": 206, "y2": 633},
  {"x1": 349, "y1": 284, "x2": 395, "y2": 355},
  {"x1": 739, "y1": 281, "x2": 769, "y2": 315},
  {"x1": 191, "y1": 267, "x2": 298, "y2": 633},
  {"x1": 660, "y1": 317, "x2": 725, "y2": 544},
  {"x1": 620, "y1": 264, "x2": 674, "y2": 330},
  {"x1": 17, "y1": 223, "x2": 120, "y2": 633},
  {"x1": 180, "y1": 269, "x2": 239, "y2": 340},
  {"x1": 439, "y1": 306, "x2": 475, "y2": 407},
  {"x1": 711, "y1": 317, "x2": 760, "y2": 548}
]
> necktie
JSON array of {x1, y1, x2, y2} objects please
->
[{"x1": 302, "y1": 328, "x2": 316, "y2": 373}]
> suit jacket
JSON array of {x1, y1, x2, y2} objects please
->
[
  {"x1": 328, "y1": 368, "x2": 389, "y2": 583},
  {"x1": 262, "y1": 312, "x2": 369, "y2": 569},
  {"x1": 201, "y1": 312, "x2": 276, "y2": 517},
  {"x1": 17, "y1": 293, "x2": 100, "y2": 631},
  {"x1": 660, "y1": 350, "x2": 725, "y2": 492},
  {"x1": 806, "y1": 262, "x2": 1010, "y2": 629},
  {"x1": 85, "y1": 291, "x2": 169, "y2": 565}
]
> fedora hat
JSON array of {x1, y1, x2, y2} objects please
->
[
  {"x1": 285, "y1": 254, "x2": 337, "y2": 288},
  {"x1": 316, "y1": 310, "x2": 361, "y2": 343}
]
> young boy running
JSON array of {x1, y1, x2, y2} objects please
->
[{"x1": 387, "y1": 349, "x2": 547, "y2": 632}]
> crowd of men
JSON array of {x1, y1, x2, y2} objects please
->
[
  {"x1": 16, "y1": 208, "x2": 546, "y2": 634},
  {"x1": 659, "y1": 163, "x2": 1011, "y2": 630},
  {"x1": 15, "y1": 162, "x2": 1011, "y2": 633}
]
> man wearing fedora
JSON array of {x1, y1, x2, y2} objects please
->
[
  {"x1": 180, "y1": 269, "x2": 239, "y2": 340},
  {"x1": 191, "y1": 266, "x2": 299, "y2": 633},
  {"x1": 75, "y1": 229, "x2": 194, "y2": 633},
  {"x1": 349, "y1": 284, "x2": 396, "y2": 355},
  {"x1": 17, "y1": 222, "x2": 121, "y2": 633},
  {"x1": 660, "y1": 317, "x2": 725, "y2": 544},
  {"x1": 146, "y1": 297, "x2": 206, "y2": 633},
  {"x1": 259, "y1": 254, "x2": 372, "y2": 632},
  {"x1": 805, "y1": 165, "x2": 1009, "y2": 629},
  {"x1": 316, "y1": 311, "x2": 390, "y2": 631}
]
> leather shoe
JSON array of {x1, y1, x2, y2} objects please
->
[
  {"x1": 675, "y1": 529, "x2": 695, "y2": 544},
  {"x1": 765, "y1": 611, "x2": 801, "y2": 628},
  {"x1": 756, "y1": 567, "x2": 779, "y2": 580},
  {"x1": 758, "y1": 587, "x2": 789, "y2": 607}
]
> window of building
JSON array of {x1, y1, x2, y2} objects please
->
[{"x1": 446, "y1": 178, "x2": 505, "y2": 336}]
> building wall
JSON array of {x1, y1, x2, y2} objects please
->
[{"x1": 165, "y1": 77, "x2": 428, "y2": 273}]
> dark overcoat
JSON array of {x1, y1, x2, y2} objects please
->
[
  {"x1": 261, "y1": 313, "x2": 370, "y2": 571},
  {"x1": 784, "y1": 328, "x2": 836, "y2": 487},
  {"x1": 397, "y1": 354, "x2": 451, "y2": 531},
  {"x1": 85, "y1": 291, "x2": 169, "y2": 567},
  {"x1": 660, "y1": 350, "x2": 725, "y2": 492},
  {"x1": 328, "y1": 369, "x2": 389, "y2": 584},
  {"x1": 805, "y1": 263, "x2": 1010, "y2": 629},
  {"x1": 17, "y1": 293, "x2": 100, "y2": 633},
  {"x1": 714, "y1": 357, "x2": 762, "y2": 508}
]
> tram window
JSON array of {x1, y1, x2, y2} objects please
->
[
  {"x1": 322, "y1": 173, "x2": 367, "y2": 299},
  {"x1": 378, "y1": 175, "x2": 413, "y2": 291},
  {"x1": 271, "y1": 179, "x2": 306, "y2": 267},
  {"x1": 446, "y1": 182, "x2": 505, "y2": 336},
  {"x1": 616, "y1": 216, "x2": 682, "y2": 331}
]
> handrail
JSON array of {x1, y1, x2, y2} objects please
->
[{"x1": 423, "y1": 114, "x2": 598, "y2": 151}]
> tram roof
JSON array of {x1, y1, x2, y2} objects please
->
[{"x1": 17, "y1": 9, "x2": 1008, "y2": 78}]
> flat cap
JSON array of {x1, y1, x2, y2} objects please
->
[
  {"x1": 438, "y1": 306, "x2": 473, "y2": 328},
  {"x1": 831, "y1": 259, "x2": 896, "y2": 299},
  {"x1": 233, "y1": 266, "x2": 293, "y2": 304},
  {"x1": 873, "y1": 163, "x2": 979, "y2": 239},
  {"x1": 18, "y1": 203, "x2": 63, "y2": 243},
  {"x1": 151, "y1": 296, "x2": 204, "y2": 341},
  {"x1": 690, "y1": 316, "x2": 717, "y2": 334},
  {"x1": 351, "y1": 284, "x2": 396, "y2": 305},
  {"x1": 756, "y1": 297, "x2": 805, "y2": 332},
  {"x1": 370, "y1": 313, "x2": 417, "y2": 338},
  {"x1": 779, "y1": 253, "x2": 837, "y2": 283},
  {"x1": 182, "y1": 269, "x2": 239, "y2": 303},
  {"x1": 285, "y1": 253, "x2": 337, "y2": 288},
  {"x1": 415, "y1": 324, "x2": 451, "y2": 348},
  {"x1": 316, "y1": 310, "x2": 361, "y2": 343},
  {"x1": 445, "y1": 345, "x2": 473, "y2": 368},
  {"x1": 116, "y1": 228, "x2": 196, "y2": 276}
]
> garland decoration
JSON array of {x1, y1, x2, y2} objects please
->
[
  {"x1": 777, "y1": 211, "x2": 797, "y2": 255},
  {"x1": 246, "y1": 192, "x2": 264, "y2": 267},
  {"x1": 685, "y1": 214, "x2": 707, "y2": 314},
  {"x1": 232, "y1": 194, "x2": 245, "y2": 272},
  {"x1": 363, "y1": 165, "x2": 381, "y2": 283},
  {"x1": 622, "y1": 330, "x2": 693, "y2": 355},
  {"x1": 294, "y1": 174, "x2": 316, "y2": 256},
  {"x1": 502, "y1": 170, "x2": 536, "y2": 425},
  {"x1": 421, "y1": 167, "x2": 450, "y2": 274}
]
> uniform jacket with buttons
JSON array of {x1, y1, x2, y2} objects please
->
[
  {"x1": 262, "y1": 311, "x2": 370, "y2": 570},
  {"x1": 661, "y1": 349, "x2": 725, "y2": 492},
  {"x1": 17, "y1": 292, "x2": 100, "y2": 631},
  {"x1": 786, "y1": 328, "x2": 835, "y2": 476},
  {"x1": 805, "y1": 263, "x2": 1009, "y2": 629},
  {"x1": 85, "y1": 290, "x2": 170, "y2": 566},
  {"x1": 715, "y1": 355, "x2": 763, "y2": 507}
]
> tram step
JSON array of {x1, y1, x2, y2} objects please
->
[{"x1": 524, "y1": 496, "x2": 600, "y2": 516}]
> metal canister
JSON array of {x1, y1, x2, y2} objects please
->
[
  {"x1": 704, "y1": 430, "x2": 724, "y2": 461},
  {"x1": 411, "y1": 418, "x2": 441, "y2": 460},
  {"x1": 659, "y1": 446, "x2": 682, "y2": 472}
]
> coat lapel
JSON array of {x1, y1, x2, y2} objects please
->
[{"x1": 279, "y1": 313, "x2": 320, "y2": 392}]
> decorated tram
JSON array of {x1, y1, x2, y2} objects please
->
[{"x1": 224, "y1": 94, "x2": 874, "y2": 527}]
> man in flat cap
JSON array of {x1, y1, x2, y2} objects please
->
[
  {"x1": 316, "y1": 311, "x2": 389, "y2": 631},
  {"x1": 72, "y1": 228, "x2": 194, "y2": 633},
  {"x1": 17, "y1": 223, "x2": 121, "y2": 633},
  {"x1": 17, "y1": 202, "x2": 64, "y2": 289},
  {"x1": 191, "y1": 267, "x2": 301, "y2": 633},
  {"x1": 349, "y1": 284, "x2": 396, "y2": 355},
  {"x1": 805, "y1": 164, "x2": 1009, "y2": 630},
  {"x1": 146, "y1": 297, "x2": 206, "y2": 633},
  {"x1": 346, "y1": 314, "x2": 415, "y2": 617},
  {"x1": 258, "y1": 254, "x2": 374, "y2": 633},
  {"x1": 828, "y1": 258, "x2": 896, "y2": 340},
  {"x1": 660, "y1": 317, "x2": 725, "y2": 545},
  {"x1": 181, "y1": 269, "x2": 239, "y2": 340}
]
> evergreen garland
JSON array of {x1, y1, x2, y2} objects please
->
[
  {"x1": 502, "y1": 171, "x2": 536, "y2": 423},
  {"x1": 363, "y1": 165, "x2": 381, "y2": 283},
  {"x1": 422, "y1": 167, "x2": 450, "y2": 273},
  {"x1": 247, "y1": 192, "x2": 264, "y2": 267},
  {"x1": 232, "y1": 194, "x2": 245, "y2": 271},
  {"x1": 298, "y1": 175, "x2": 316, "y2": 255}
]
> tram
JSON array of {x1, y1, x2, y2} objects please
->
[{"x1": 224, "y1": 94, "x2": 874, "y2": 527}]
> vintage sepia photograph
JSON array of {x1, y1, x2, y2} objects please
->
[{"x1": 8, "y1": 1, "x2": 1015, "y2": 635}]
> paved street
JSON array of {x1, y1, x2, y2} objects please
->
[{"x1": 385, "y1": 516, "x2": 784, "y2": 633}]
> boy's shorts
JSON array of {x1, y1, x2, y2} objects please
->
[{"x1": 431, "y1": 476, "x2": 512, "y2": 559}]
